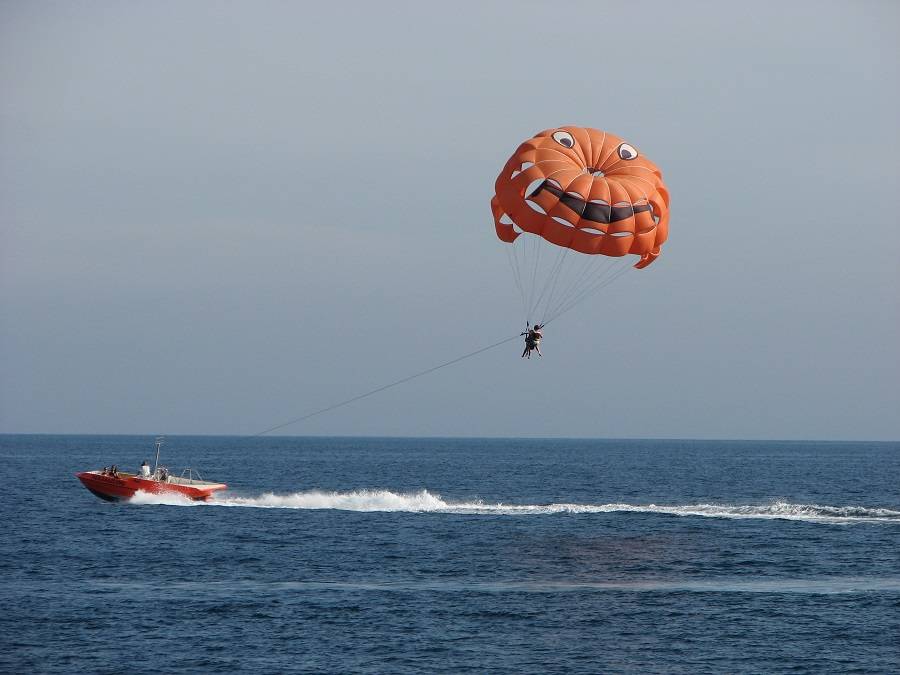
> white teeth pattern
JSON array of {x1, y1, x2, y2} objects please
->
[
  {"x1": 546, "y1": 179, "x2": 562, "y2": 189},
  {"x1": 511, "y1": 162, "x2": 534, "y2": 180},
  {"x1": 552, "y1": 216, "x2": 576, "y2": 228},
  {"x1": 526, "y1": 200, "x2": 546, "y2": 214},
  {"x1": 526, "y1": 178, "x2": 544, "y2": 197},
  {"x1": 579, "y1": 227, "x2": 606, "y2": 235},
  {"x1": 610, "y1": 231, "x2": 634, "y2": 238},
  {"x1": 589, "y1": 199, "x2": 610, "y2": 206},
  {"x1": 497, "y1": 212, "x2": 527, "y2": 236}
]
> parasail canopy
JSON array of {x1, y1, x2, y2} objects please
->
[{"x1": 491, "y1": 126, "x2": 670, "y2": 324}]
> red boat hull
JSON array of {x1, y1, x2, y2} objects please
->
[{"x1": 76, "y1": 471, "x2": 227, "y2": 502}]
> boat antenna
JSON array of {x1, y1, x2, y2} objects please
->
[{"x1": 154, "y1": 436, "x2": 165, "y2": 474}]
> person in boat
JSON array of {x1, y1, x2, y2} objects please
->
[
  {"x1": 140, "y1": 460, "x2": 150, "y2": 478},
  {"x1": 521, "y1": 323, "x2": 544, "y2": 359},
  {"x1": 110, "y1": 465, "x2": 119, "y2": 478}
]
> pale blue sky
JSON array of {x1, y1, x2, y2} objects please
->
[{"x1": 2, "y1": 1, "x2": 898, "y2": 439}]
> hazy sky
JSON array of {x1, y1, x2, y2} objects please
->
[{"x1": 2, "y1": 1, "x2": 898, "y2": 440}]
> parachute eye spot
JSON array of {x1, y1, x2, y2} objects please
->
[
  {"x1": 617, "y1": 143, "x2": 638, "y2": 160},
  {"x1": 525, "y1": 199, "x2": 547, "y2": 215},
  {"x1": 552, "y1": 131, "x2": 576, "y2": 149}
]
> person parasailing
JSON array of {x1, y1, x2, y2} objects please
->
[{"x1": 521, "y1": 323, "x2": 544, "y2": 359}]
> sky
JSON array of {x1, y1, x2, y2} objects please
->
[{"x1": 1, "y1": 1, "x2": 898, "y2": 440}]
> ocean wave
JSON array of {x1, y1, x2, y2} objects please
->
[
  {"x1": 85, "y1": 576, "x2": 900, "y2": 595},
  {"x1": 129, "y1": 489, "x2": 900, "y2": 524}
]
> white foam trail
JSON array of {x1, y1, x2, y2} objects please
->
[
  {"x1": 127, "y1": 489, "x2": 900, "y2": 524},
  {"x1": 128, "y1": 490, "x2": 202, "y2": 506},
  {"x1": 85, "y1": 577, "x2": 900, "y2": 595},
  {"x1": 218, "y1": 489, "x2": 447, "y2": 512}
]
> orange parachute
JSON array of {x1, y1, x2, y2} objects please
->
[
  {"x1": 491, "y1": 126, "x2": 670, "y2": 324},
  {"x1": 492, "y1": 126, "x2": 669, "y2": 268}
]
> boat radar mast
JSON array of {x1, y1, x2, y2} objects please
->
[{"x1": 153, "y1": 436, "x2": 164, "y2": 474}]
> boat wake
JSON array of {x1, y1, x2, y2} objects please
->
[
  {"x1": 86, "y1": 577, "x2": 900, "y2": 595},
  {"x1": 129, "y1": 489, "x2": 900, "y2": 524}
]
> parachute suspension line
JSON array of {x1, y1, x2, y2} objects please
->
[
  {"x1": 537, "y1": 243, "x2": 572, "y2": 323},
  {"x1": 525, "y1": 232, "x2": 540, "y2": 318},
  {"x1": 503, "y1": 243, "x2": 527, "y2": 319},
  {"x1": 505, "y1": 231, "x2": 631, "y2": 327},
  {"x1": 510, "y1": 232, "x2": 572, "y2": 324},
  {"x1": 550, "y1": 258, "x2": 613, "y2": 318},
  {"x1": 546, "y1": 249, "x2": 607, "y2": 319},
  {"x1": 530, "y1": 242, "x2": 569, "y2": 322},
  {"x1": 577, "y1": 256, "x2": 633, "y2": 307},
  {"x1": 544, "y1": 257, "x2": 632, "y2": 326},
  {"x1": 504, "y1": 228, "x2": 637, "y2": 327},
  {"x1": 526, "y1": 232, "x2": 543, "y2": 323},
  {"x1": 547, "y1": 265, "x2": 629, "y2": 326},
  {"x1": 507, "y1": 232, "x2": 542, "y2": 321},
  {"x1": 252, "y1": 333, "x2": 522, "y2": 437},
  {"x1": 546, "y1": 257, "x2": 627, "y2": 324},
  {"x1": 516, "y1": 234, "x2": 531, "y2": 306}
]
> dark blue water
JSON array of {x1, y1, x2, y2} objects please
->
[{"x1": 2, "y1": 436, "x2": 899, "y2": 674}]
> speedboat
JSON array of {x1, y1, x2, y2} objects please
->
[{"x1": 75, "y1": 437, "x2": 227, "y2": 502}]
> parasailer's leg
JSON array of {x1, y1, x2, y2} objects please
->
[{"x1": 523, "y1": 340, "x2": 535, "y2": 358}]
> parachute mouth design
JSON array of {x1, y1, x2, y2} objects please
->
[
  {"x1": 534, "y1": 180, "x2": 652, "y2": 225},
  {"x1": 504, "y1": 212, "x2": 653, "y2": 239}
]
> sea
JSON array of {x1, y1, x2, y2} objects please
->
[{"x1": 1, "y1": 435, "x2": 898, "y2": 674}]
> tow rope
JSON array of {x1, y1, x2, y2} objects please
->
[{"x1": 252, "y1": 333, "x2": 521, "y2": 436}]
